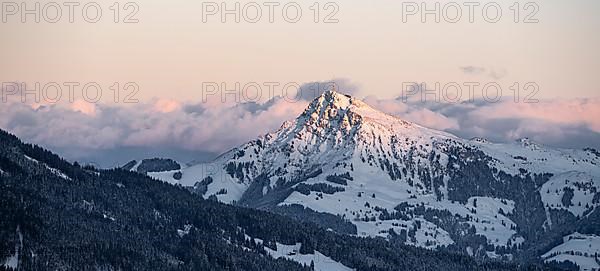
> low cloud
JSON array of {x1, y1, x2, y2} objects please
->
[
  {"x1": 1, "y1": 81, "x2": 598, "y2": 167},
  {"x1": 0, "y1": 92, "x2": 308, "y2": 166},
  {"x1": 71, "y1": 99, "x2": 98, "y2": 116},
  {"x1": 363, "y1": 96, "x2": 600, "y2": 149},
  {"x1": 460, "y1": 66, "x2": 508, "y2": 79}
]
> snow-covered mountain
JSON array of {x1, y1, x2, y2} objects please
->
[{"x1": 150, "y1": 90, "x2": 600, "y2": 267}]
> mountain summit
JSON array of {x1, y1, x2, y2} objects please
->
[
  {"x1": 297, "y1": 90, "x2": 414, "y2": 133},
  {"x1": 150, "y1": 90, "x2": 600, "y2": 267}
]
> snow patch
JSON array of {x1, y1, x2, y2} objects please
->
[
  {"x1": 102, "y1": 213, "x2": 116, "y2": 221},
  {"x1": 45, "y1": 165, "x2": 72, "y2": 180},
  {"x1": 177, "y1": 224, "x2": 193, "y2": 238},
  {"x1": 2, "y1": 227, "x2": 22, "y2": 270}
]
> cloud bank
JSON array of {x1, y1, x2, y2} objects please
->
[
  {"x1": 362, "y1": 96, "x2": 600, "y2": 149},
  {"x1": 1, "y1": 81, "x2": 598, "y2": 166}
]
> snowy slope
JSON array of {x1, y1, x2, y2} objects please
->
[
  {"x1": 151, "y1": 90, "x2": 600, "y2": 260},
  {"x1": 265, "y1": 242, "x2": 354, "y2": 271},
  {"x1": 241, "y1": 234, "x2": 354, "y2": 271},
  {"x1": 543, "y1": 233, "x2": 600, "y2": 271},
  {"x1": 540, "y1": 171, "x2": 600, "y2": 217}
]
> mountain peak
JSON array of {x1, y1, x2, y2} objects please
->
[
  {"x1": 313, "y1": 90, "x2": 354, "y2": 109},
  {"x1": 295, "y1": 90, "x2": 416, "y2": 135},
  {"x1": 304, "y1": 90, "x2": 374, "y2": 116},
  {"x1": 294, "y1": 90, "x2": 360, "y2": 133}
]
